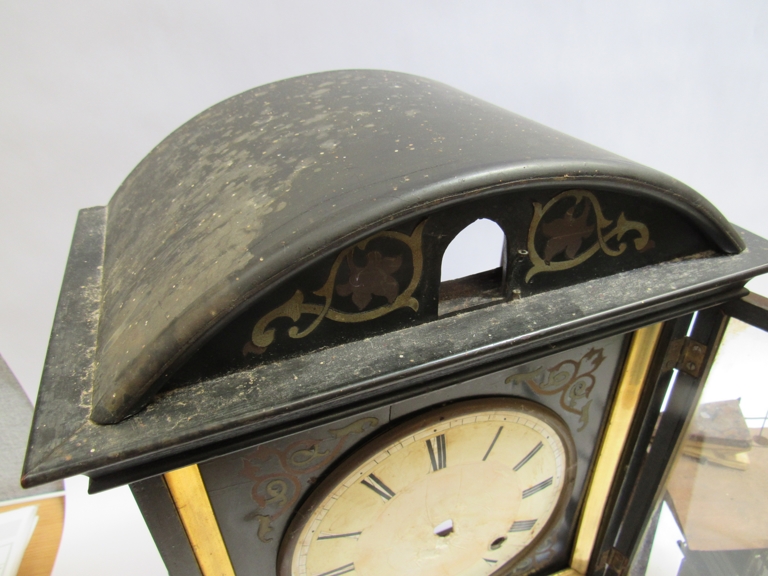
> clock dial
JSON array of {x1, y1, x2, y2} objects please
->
[{"x1": 278, "y1": 399, "x2": 576, "y2": 576}]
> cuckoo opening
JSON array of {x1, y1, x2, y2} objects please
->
[{"x1": 438, "y1": 219, "x2": 506, "y2": 315}]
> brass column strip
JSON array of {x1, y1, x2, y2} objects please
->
[
  {"x1": 553, "y1": 569, "x2": 583, "y2": 576},
  {"x1": 164, "y1": 464, "x2": 236, "y2": 576},
  {"x1": 569, "y1": 323, "x2": 663, "y2": 574}
]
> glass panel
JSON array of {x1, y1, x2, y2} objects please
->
[{"x1": 631, "y1": 318, "x2": 768, "y2": 576}]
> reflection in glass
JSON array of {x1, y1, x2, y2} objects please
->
[{"x1": 630, "y1": 319, "x2": 768, "y2": 576}]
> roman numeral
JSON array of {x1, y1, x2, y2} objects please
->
[
  {"x1": 509, "y1": 519, "x2": 537, "y2": 532},
  {"x1": 522, "y1": 477, "x2": 553, "y2": 499},
  {"x1": 426, "y1": 434, "x2": 447, "y2": 471},
  {"x1": 317, "y1": 531, "x2": 362, "y2": 541},
  {"x1": 361, "y1": 473, "x2": 396, "y2": 501},
  {"x1": 483, "y1": 426, "x2": 504, "y2": 461},
  {"x1": 316, "y1": 563, "x2": 355, "y2": 576},
  {"x1": 513, "y1": 441, "x2": 543, "y2": 471}
]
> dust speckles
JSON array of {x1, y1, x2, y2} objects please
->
[
  {"x1": 319, "y1": 139, "x2": 340, "y2": 151},
  {"x1": 302, "y1": 113, "x2": 330, "y2": 125}
]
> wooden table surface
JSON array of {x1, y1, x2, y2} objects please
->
[{"x1": 0, "y1": 495, "x2": 64, "y2": 576}]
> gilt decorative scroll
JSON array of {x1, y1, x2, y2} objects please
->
[
  {"x1": 240, "y1": 417, "x2": 379, "y2": 543},
  {"x1": 506, "y1": 348, "x2": 606, "y2": 431},
  {"x1": 247, "y1": 221, "x2": 425, "y2": 355},
  {"x1": 526, "y1": 190, "x2": 651, "y2": 282}
]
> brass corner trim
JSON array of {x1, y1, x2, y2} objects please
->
[
  {"x1": 164, "y1": 464, "x2": 236, "y2": 576},
  {"x1": 569, "y1": 323, "x2": 663, "y2": 574}
]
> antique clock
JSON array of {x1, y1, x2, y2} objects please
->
[{"x1": 22, "y1": 71, "x2": 768, "y2": 576}]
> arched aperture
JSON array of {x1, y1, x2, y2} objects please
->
[{"x1": 439, "y1": 219, "x2": 507, "y2": 315}]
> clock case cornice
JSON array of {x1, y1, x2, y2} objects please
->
[
  {"x1": 21, "y1": 207, "x2": 768, "y2": 491},
  {"x1": 21, "y1": 70, "x2": 768, "y2": 494}
]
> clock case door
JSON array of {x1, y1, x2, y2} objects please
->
[{"x1": 589, "y1": 293, "x2": 768, "y2": 576}]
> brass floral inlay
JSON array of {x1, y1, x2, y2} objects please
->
[
  {"x1": 506, "y1": 348, "x2": 606, "y2": 431},
  {"x1": 240, "y1": 417, "x2": 379, "y2": 543},
  {"x1": 526, "y1": 190, "x2": 651, "y2": 282},
  {"x1": 247, "y1": 221, "x2": 425, "y2": 354}
]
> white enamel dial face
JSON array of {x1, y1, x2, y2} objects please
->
[{"x1": 279, "y1": 399, "x2": 575, "y2": 576}]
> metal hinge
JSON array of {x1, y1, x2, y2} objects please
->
[
  {"x1": 596, "y1": 547, "x2": 629, "y2": 576},
  {"x1": 662, "y1": 337, "x2": 708, "y2": 378}
]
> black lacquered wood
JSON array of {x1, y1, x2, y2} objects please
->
[
  {"x1": 19, "y1": 70, "x2": 768, "y2": 576},
  {"x1": 130, "y1": 476, "x2": 203, "y2": 576},
  {"x1": 721, "y1": 291, "x2": 768, "y2": 331}
]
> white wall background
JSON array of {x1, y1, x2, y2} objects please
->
[{"x1": 1, "y1": 2, "x2": 767, "y2": 574}]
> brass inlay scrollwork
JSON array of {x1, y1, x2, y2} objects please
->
[
  {"x1": 288, "y1": 444, "x2": 331, "y2": 469},
  {"x1": 248, "y1": 221, "x2": 425, "y2": 354},
  {"x1": 240, "y1": 417, "x2": 379, "y2": 542},
  {"x1": 264, "y1": 479, "x2": 289, "y2": 508},
  {"x1": 329, "y1": 417, "x2": 378, "y2": 438},
  {"x1": 506, "y1": 348, "x2": 605, "y2": 431},
  {"x1": 525, "y1": 190, "x2": 651, "y2": 282},
  {"x1": 253, "y1": 514, "x2": 275, "y2": 543}
]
